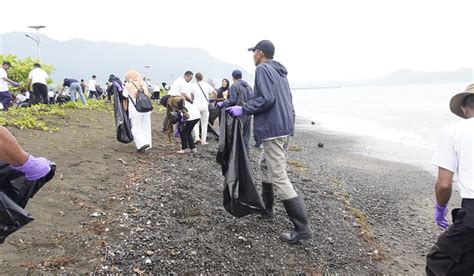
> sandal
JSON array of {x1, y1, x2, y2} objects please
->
[{"x1": 190, "y1": 148, "x2": 198, "y2": 154}]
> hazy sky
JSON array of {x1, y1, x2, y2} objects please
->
[{"x1": 2, "y1": 0, "x2": 473, "y2": 81}]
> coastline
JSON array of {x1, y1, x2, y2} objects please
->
[
  {"x1": 295, "y1": 116, "x2": 438, "y2": 174},
  {"x1": 292, "y1": 118, "x2": 462, "y2": 273}
]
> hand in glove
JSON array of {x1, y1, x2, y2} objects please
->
[
  {"x1": 11, "y1": 154, "x2": 52, "y2": 181},
  {"x1": 434, "y1": 203, "x2": 449, "y2": 230},
  {"x1": 216, "y1": 102, "x2": 224, "y2": 108},
  {"x1": 226, "y1": 106, "x2": 243, "y2": 117},
  {"x1": 11, "y1": 81, "x2": 20, "y2": 87}
]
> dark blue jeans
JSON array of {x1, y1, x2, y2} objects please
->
[
  {"x1": 0, "y1": 91, "x2": 13, "y2": 111},
  {"x1": 89, "y1": 91, "x2": 99, "y2": 99}
]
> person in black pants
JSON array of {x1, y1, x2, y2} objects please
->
[
  {"x1": 179, "y1": 118, "x2": 199, "y2": 153},
  {"x1": 27, "y1": 63, "x2": 49, "y2": 105},
  {"x1": 426, "y1": 85, "x2": 474, "y2": 275},
  {"x1": 160, "y1": 95, "x2": 200, "y2": 153}
]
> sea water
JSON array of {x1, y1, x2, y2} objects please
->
[{"x1": 292, "y1": 82, "x2": 470, "y2": 171}]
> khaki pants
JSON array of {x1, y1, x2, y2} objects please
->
[{"x1": 260, "y1": 136, "x2": 297, "y2": 200}]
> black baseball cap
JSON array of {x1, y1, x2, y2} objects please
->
[
  {"x1": 248, "y1": 40, "x2": 275, "y2": 57},
  {"x1": 2, "y1": 61, "x2": 12, "y2": 67}
]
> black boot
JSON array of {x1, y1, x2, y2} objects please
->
[
  {"x1": 261, "y1": 182, "x2": 274, "y2": 219},
  {"x1": 280, "y1": 196, "x2": 312, "y2": 244}
]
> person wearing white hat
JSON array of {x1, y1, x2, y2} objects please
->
[{"x1": 426, "y1": 83, "x2": 474, "y2": 275}]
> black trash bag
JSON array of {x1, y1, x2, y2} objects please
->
[
  {"x1": 0, "y1": 192, "x2": 34, "y2": 244},
  {"x1": 0, "y1": 162, "x2": 56, "y2": 243},
  {"x1": 0, "y1": 162, "x2": 56, "y2": 208},
  {"x1": 207, "y1": 123, "x2": 219, "y2": 141},
  {"x1": 113, "y1": 89, "x2": 133, "y2": 144},
  {"x1": 217, "y1": 109, "x2": 264, "y2": 217}
]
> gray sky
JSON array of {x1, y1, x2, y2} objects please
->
[{"x1": 2, "y1": 0, "x2": 473, "y2": 81}]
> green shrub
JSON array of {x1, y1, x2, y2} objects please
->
[{"x1": 0, "y1": 100, "x2": 112, "y2": 132}]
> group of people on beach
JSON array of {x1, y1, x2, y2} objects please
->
[
  {"x1": 1, "y1": 39, "x2": 474, "y2": 274},
  {"x1": 109, "y1": 40, "x2": 313, "y2": 245},
  {"x1": 0, "y1": 61, "x2": 116, "y2": 109}
]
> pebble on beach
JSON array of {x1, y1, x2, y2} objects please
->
[{"x1": 318, "y1": 142, "x2": 324, "y2": 148}]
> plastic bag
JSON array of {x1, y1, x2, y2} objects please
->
[
  {"x1": 217, "y1": 109, "x2": 264, "y2": 217},
  {"x1": 0, "y1": 162, "x2": 56, "y2": 243},
  {"x1": 0, "y1": 162, "x2": 56, "y2": 208},
  {"x1": 0, "y1": 192, "x2": 34, "y2": 244},
  {"x1": 114, "y1": 89, "x2": 133, "y2": 144}
]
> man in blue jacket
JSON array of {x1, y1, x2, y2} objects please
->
[
  {"x1": 218, "y1": 69, "x2": 253, "y2": 151},
  {"x1": 227, "y1": 40, "x2": 312, "y2": 244}
]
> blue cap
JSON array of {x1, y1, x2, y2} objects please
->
[
  {"x1": 248, "y1": 40, "x2": 275, "y2": 57},
  {"x1": 232, "y1": 69, "x2": 242, "y2": 79}
]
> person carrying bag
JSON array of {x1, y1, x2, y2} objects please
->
[
  {"x1": 129, "y1": 82, "x2": 153, "y2": 113},
  {"x1": 123, "y1": 71, "x2": 153, "y2": 152}
]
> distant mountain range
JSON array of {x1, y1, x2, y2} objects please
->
[
  {"x1": 2, "y1": 32, "x2": 471, "y2": 88},
  {"x1": 0, "y1": 32, "x2": 252, "y2": 86},
  {"x1": 292, "y1": 68, "x2": 473, "y2": 88}
]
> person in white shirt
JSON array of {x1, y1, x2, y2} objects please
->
[
  {"x1": 0, "y1": 61, "x2": 20, "y2": 111},
  {"x1": 14, "y1": 89, "x2": 29, "y2": 107},
  {"x1": 168, "y1": 71, "x2": 193, "y2": 100},
  {"x1": 191, "y1": 72, "x2": 216, "y2": 145},
  {"x1": 426, "y1": 83, "x2": 474, "y2": 275},
  {"x1": 88, "y1": 75, "x2": 99, "y2": 99},
  {"x1": 27, "y1": 63, "x2": 49, "y2": 105},
  {"x1": 122, "y1": 71, "x2": 152, "y2": 153},
  {"x1": 162, "y1": 71, "x2": 194, "y2": 131}
]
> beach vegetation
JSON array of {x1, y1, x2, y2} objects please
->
[
  {"x1": 0, "y1": 54, "x2": 54, "y2": 93},
  {"x1": 0, "y1": 100, "x2": 112, "y2": 132}
]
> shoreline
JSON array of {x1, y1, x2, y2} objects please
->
[
  {"x1": 291, "y1": 121, "x2": 462, "y2": 273},
  {"x1": 295, "y1": 116, "x2": 437, "y2": 174}
]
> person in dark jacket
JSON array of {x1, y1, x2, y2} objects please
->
[
  {"x1": 62, "y1": 78, "x2": 87, "y2": 104},
  {"x1": 227, "y1": 40, "x2": 312, "y2": 244},
  {"x1": 217, "y1": 70, "x2": 253, "y2": 151}
]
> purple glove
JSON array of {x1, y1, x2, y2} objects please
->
[
  {"x1": 209, "y1": 99, "x2": 216, "y2": 103},
  {"x1": 113, "y1": 81, "x2": 123, "y2": 92},
  {"x1": 11, "y1": 154, "x2": 52, "y2": 181},
  {"x1": 434, "y1": 203, "x2": 449, "y2": 229},
  {"x1": 216, "y1": 102, "x2": 224, "y2": 108},
  {"x1": 226, "y1": 106, "x2": 244, "y2": 117},
  {"x1": 11, "y1": 81, "x2": 20, "y2": 87}
]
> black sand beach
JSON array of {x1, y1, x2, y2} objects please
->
[
  {"x1": 0, "y1": 110, "x2": 451, "y2": 273},
  {"x1": 98, "y1": 114, "x2": 447, "y2": 273}
]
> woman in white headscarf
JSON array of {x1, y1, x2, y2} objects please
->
[{"x1": 122, "y1": 70, "x2": 152, "y2": 152}]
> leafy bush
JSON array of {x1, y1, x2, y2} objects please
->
[{"x1": 0, "y1": 54, "x2": 54, "y2": 93}]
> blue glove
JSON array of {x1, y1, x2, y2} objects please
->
[
  {"x1": 226, "y1": 106, "x2": 243, "y2": 117},
  {"x1": 434, "y1": 203, "x2": 449, "y2": 230},
  {"x1": 11, "y1": 81, "x2": 20, "y2": 87},
  {"x1": 216, "y1": 102, "x2": 224, "y2": 108}
]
